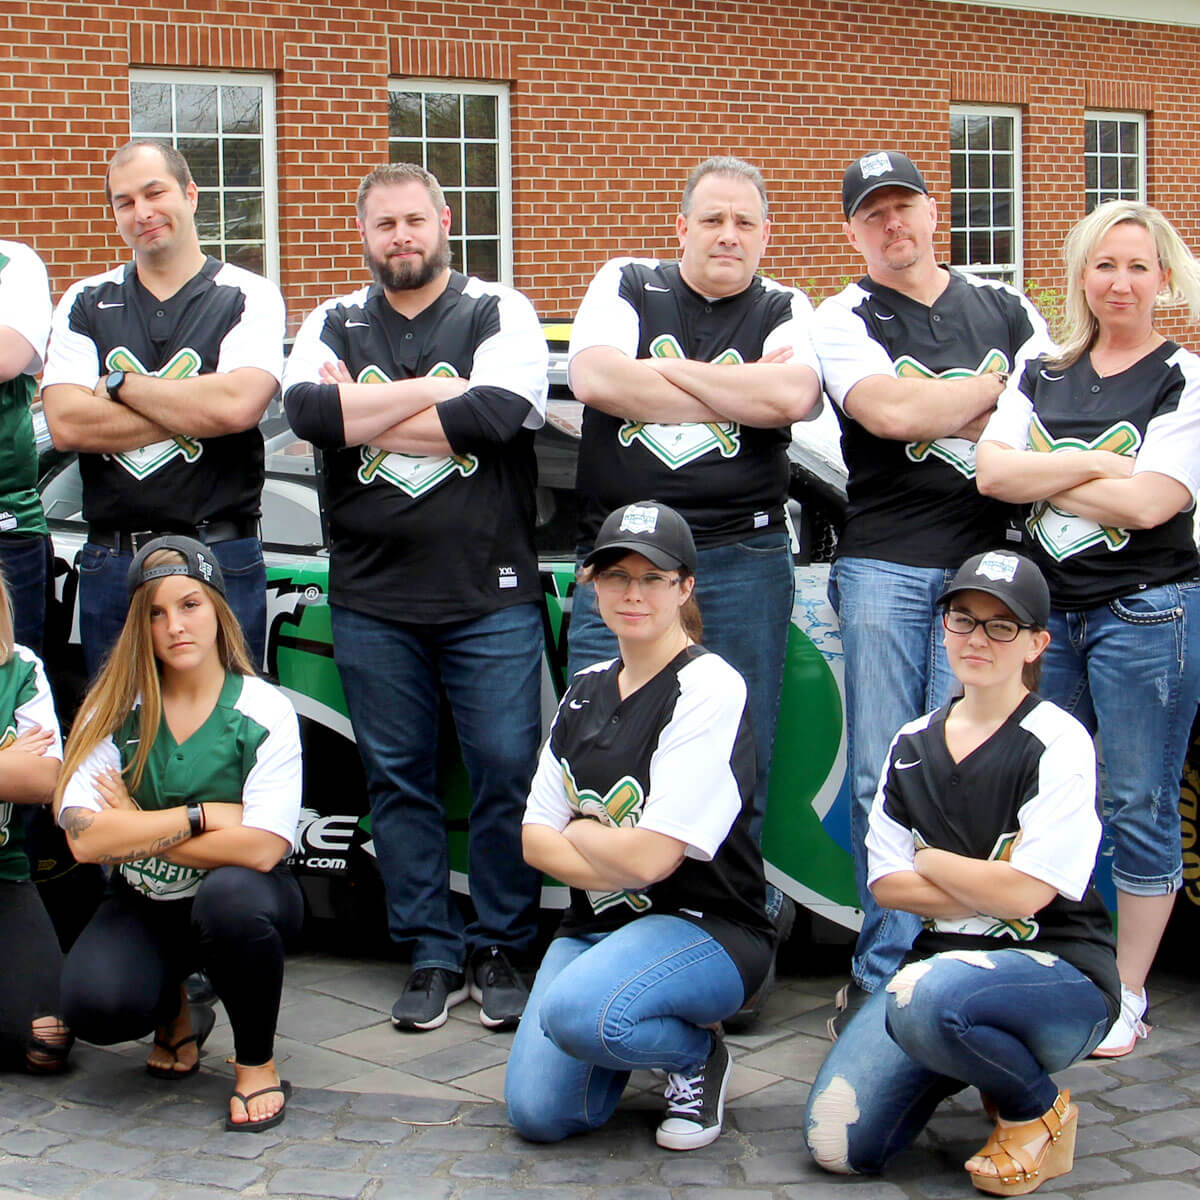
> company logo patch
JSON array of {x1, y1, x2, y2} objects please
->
[
  {"x1": 104, "y1": 347, "x2": 204, "y2": 479},
  {"x1": 619, "y1": 504, "x2": 659, "y2": 535},
  {"x1": 859, "y1": 152, "x2": 893, "y2": 179},
  {"x1": 197, "y1": 556, "x2": 214, "y2": 582},
  {"x1": 975, "y1": 552, "x2": 1019, "y2": 584}
]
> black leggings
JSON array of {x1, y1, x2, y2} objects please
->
[
  {"x1": 61, "y1": 865, "x2": 303, "y2": 1067},
  {"x1": 0, "y1": 879, "x2": 63, "y2": 1070}
]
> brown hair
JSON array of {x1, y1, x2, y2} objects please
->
[
  {"x1": 105, "y1": 140, "x2": 193, "y2": 206},
  {"x1": 579, "y1": 553, "x2": 703, "y2": 644},
  {"x1": 56, "y1": 550, "x2": 255, "y2": 802},
  {"x1": 356, "y1": 162, "x2": 446, "y2": 219}
]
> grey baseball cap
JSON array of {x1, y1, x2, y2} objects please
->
[
  {"x1": 127, "y1": 534, "x2": 227, "y2": 601},
  {"x1": 842, "y1": 151, "x2": 928, "y2": 219}
]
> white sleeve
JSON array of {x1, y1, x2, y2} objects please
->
[
  {"x1": 41, "y1": 280, "x2": 102, "y2": 390},
  {"x1": 13, "y1": 649, "x2": 62, "y2": 761},
  {"x1": 567, "y1": 259, "x2": 643, "y2": 362},
  {"x1": 636, "y1": 658, "x2": 747, "y2": 862},
  {"x1": 214, "y1": 269, "x2": 286, "y2": 382},
  {"x1": 811, "y1": 292, "x2": 896, "y2": 410},
  {"x1": 1133, "y1": 347, "x2": 1200, "y2": 502},
  {"x1": 980, "y1": 371, "x2": 1035, "y2": 449},
  {"x1": 466, "y1": 284, "x2": 548, "y2": 429},
  {"x1": 762, "y1": 284, "x2": 824, "y2": 383},
  {"x1": 522, "y1": 728, "x2": 574, "y2": 832},
  {"x1": 57, "y1": 737, "x2": 121, "y2": 818},
  {"x1": 1009, "y1": 289, "x2": 1056, "y2": 377},
  {"x1": 281, "y1": 299, "x2": 340, "y2": 393},
  {"x1": 0, "y1": 243, "x2": 52, "y2": 373},
  {"x1": 1009, "y1": 709, "x2": 1100, "y2": 902},
  {"x1": 239, "y1": 696, "x2": 303, "y2": 851},
  {"x1": 865, "y1": 734, "x2": 919, "y2": 884}
]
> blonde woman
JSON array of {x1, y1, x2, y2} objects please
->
[
  {"x1": 56, "y1": 536, "x2": 302, "y2": 1131},
  {"x1": 977, "y1": 200, "x2": 1200, "y2": 1057}
]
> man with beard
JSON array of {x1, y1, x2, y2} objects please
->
[{"x1": 283, "y1": 164, "x2": 548, "y2": 1033}]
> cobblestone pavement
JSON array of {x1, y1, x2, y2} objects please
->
[{"x1": 1, "y1": 951, "x2": 1198, "y2": 1199}]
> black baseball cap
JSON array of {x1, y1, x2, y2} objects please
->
[
  {"x1": 127, "y1": 534, "x2": 227, "y2": 601},
  {"x1": 583, "y1": 501, "x2": 698, "y2": 573},
  {"x1": 937, "y1": 550, "x2": 1050, "y2": 628},
  {"x1": 842, "y1": 151, "x2": 928, "y2": 219}
]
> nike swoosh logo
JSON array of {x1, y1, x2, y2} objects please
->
[
  {"x1": 568, "y1": 698, "x2": 590, "y2": 710},
  {"x1": 895, "y1": 758, "x2": 921, "y2": 770},
  {"x1": 345, "y1": 320, "x2": 369, "y2": 328},
  {"x1": 1040, "y1": 369, "x2": 1064, "y2": 381},
  {"x1": 98, "y1": 301, "x2": 124, "y2": 309},
  {"x1": 643, "y1": 283, "x2": 671, "y2": 293},
  {"x1": 873, "y1": 310, "x2": 895, "y2": 320}
]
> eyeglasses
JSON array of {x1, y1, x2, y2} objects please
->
[
  {"x1": 942, "y1": 609, "x2": 1033, "y2": 643},
  {"x1": 594, "y1": 569, "x2": 682, "y2": 595}
]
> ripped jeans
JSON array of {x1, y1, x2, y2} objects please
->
[{"x1": 804, "y1": 949, "x2": 1111, "y2": 1174}]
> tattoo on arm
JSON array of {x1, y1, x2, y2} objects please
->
[
  {"x1": 60, "y1": 808, "x2": 96, "y2": 839},
  {"x1": 94, "y1": 827, "x2": 191, "y2": 866}
]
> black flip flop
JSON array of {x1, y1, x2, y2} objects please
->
[
  {"x1": 146, "y1": 1002, "x2": 216, "y2": 1080},
  {"x1": 224, "y1": 1079, "x2": 292, "y2": 1133}
]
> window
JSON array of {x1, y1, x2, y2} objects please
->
[
  {"x1": 130, "y1": 70, "x2": 279, "y2": 281},
  {"x1": 387, "y1": 81, "x2": 512, "y2": 284},
  {"x1": 1085, "y1": 111, "x2": 1145, "y2": 212},
  {"x1": 949, "y1": 107, "x2": 1022, "y2": 285}
]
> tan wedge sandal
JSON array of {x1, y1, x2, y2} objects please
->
[{"x1": 966, "y1": 1088, "x2": 1077, "y2": 1196}]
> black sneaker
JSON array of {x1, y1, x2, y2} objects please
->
[
  {"x1": 391, "y1": 968, "x2": 468, "y2": 1031},
  {"x1": 826, "y1": 980, "x2": 870, "y2": 1042},
  {"x1": 655, "y1": 1034, "x2": 732, "y2": 1151},
  {"x1": 469, "y1": 946, "x2": 529, "y2": 1030},
  {"x1": 724, "y1": 893, "x2": 796, "y2": 1032}
]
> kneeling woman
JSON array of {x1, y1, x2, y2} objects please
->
[
  {"x1": 506, "y1": 501, "x2": 774, "y2": 1152},
  {"x1": 805, "y1": 551, "x2": 1118, "y2": 1196},
  {"x1": 56, "y1": 537, "x2": 303, "y2": 1132}
]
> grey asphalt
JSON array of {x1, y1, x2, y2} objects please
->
[{"x1": 1, "y1": 948, "x2": 1199, "y2": 1199}]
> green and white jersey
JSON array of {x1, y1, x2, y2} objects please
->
[
  {"x1": 0, "y1": 241, "x2": 51, "y2": 535},
  {"x1": 59, "y1": 672, "x2": 301, "y2": 900},
  {"x1": 0, "y1": 644, "x2": 63, "y2": 882}
]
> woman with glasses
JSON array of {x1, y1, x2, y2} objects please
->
[
  {"x1": 976, "y1": 201, "x2": 1200, "y2": 1058},
  {"x1": 506, "y1": 500, "x2": 774, "y2": 1152},
  {"x1": 806, "y1": 550, "x2": 1118, "y2": 1196}
]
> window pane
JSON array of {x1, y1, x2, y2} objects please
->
[
  {"x1": 176, "y1": 84, "x2": 218, "y2": 133},
  {"x1": 994, "y1": 230, "x2": 1013, "y2": 264},
  {"x1": 466, "y1": 191, "x2": 498, "y2": 237},
  {"x1": 465, "y1": 142, "x2": 497, "y2": 187},
  {"x1": 388, "y1": 140, "x2": 421, "y2": 165},
  {"x1": 1084, "y1": 121, "x2": 1097, "y2": 153},
  {"x1": 226, "y1": 243, "x2": 264, "y2": 274},
  {"x1": 221, "y1": 86, "x2": 261, "y2": 134},
  {"x1": 425, "y1": 92, "x2": 460, "y2": 139},
  {"x1": 463, "y1": 93, "x2": 497, "y2": 139},
  {"x1": 991, "y1": 118, "x2": 1012, "y2": 151},
  {"x1": 1085, "y1": 158, "x2": 1098, "y2": 191},
  {"x1": 222, "y1": 139, "x2": 262, "y2": 188},
  {"x1": 1098, "y1": 121, "x2": 1117, "y2": 153},
  {"x1": 178, "y1": 137, "x2": 219, "y2": 187},
  {"x1": 969, "y1": 231, "x2": 990, "y2": 263},
  {"x1": 195, "y1": 192, "x2": 221, "y2": 241},
  {"x1": 466, "y1": 239, "x2": 498, "y2": 281},
  {"x1": 199, "y1": 241, "x2": 222, "y2": 258},
  {"x1": 1100, "y1": 158, "x2": 1118, "y2": 191},
  {"x1": 389, "y1": 91, "x2": 421, "y2": 139},
  {"x1": 449, "y1": 237, "x2": 465, "y2": 271},
  {"x1": 967, "y1": 115, "x2": 990, "y2": 149},
  {"x1": 992, "y1": 195, "x2": 1012, "y2": 228},
  {"x1": 950, "y1": 114, "x2": 966, "y2": 150},
  {"x1": 969, "y1": 193, "x2": 990, "y2": 226},
  {"x1": 427, "y1": 142, "x2": 462, "y2": 187},
  {"x1": 1120, "y1": 158, "x2": 1139, "y2": 193},
  {"x1": 950, "y1": 230, "x2": 967, "y2": 263},
  {"x1": 132, "y1": 82, "x2": 172, "y2": 133},
  {"x1": 992, "y1": 155, "x2": 1012, "y2": 190},
  {"x1": 225, "y1": 192, "x2": 263, "y2": 240},
  {"x1": 1120, "y1": 121, "x2": 1139, "y2": 154},
  {"x1": 950, "y1": 155, "x2": 966, "y2": 190},
  {"x1": 445, "y1": 190, "x2": 462, "y2": 232},
  {"x1": 951, "y1": 193, "x2": 966, "y2": 227},
  {"x1": 968, "y1": 154, "x2": 990, "y2": 188}
]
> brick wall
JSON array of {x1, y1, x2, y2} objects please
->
[{"x1": 3, "y1": 0, "x2": 1199, "y2": 338}]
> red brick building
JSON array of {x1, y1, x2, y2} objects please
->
[{"x1": 4, "y1": 0, "x2": 1199, "y2": 335}]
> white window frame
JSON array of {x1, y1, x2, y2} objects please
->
[
  {"x1": 129, "y1": 68, "x2": 280, "y2": 284},
  {"x1": 949, "y1": 105, "x2": 1023, "y2": 287},
  {"x1": 1084, "y1": 110, "x2": 1146, "y2": 212},
  {"x1": 386, "y1": 79, "x2": 513, "y2": 285}
]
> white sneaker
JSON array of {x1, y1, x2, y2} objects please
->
[
  {"x1": 655, "y1": 1036, "x2": 732, "y2": 1150},
  {"x1": 1091, "y1": 984, "x2": 1150, "y2": 1058}
]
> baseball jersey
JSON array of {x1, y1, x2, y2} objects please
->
[
  {"x1": 982, "y1": 343, "x2": 1200, "y2": 609},
  {"x1": 524, "y1": 645, "x2": 774, "y2": 992},
  {"x1": 0, "y1": 242, "x2": 51, "y2": 536},
  {"x1": 58, "y1": 672, "x2": 301, "y2": 901},
  {"x1": 282, "y1": 272, "x2": 548, "y2": 624},
  {"x1": 568, "y1": 258, "x2": 821, "y2": 548},
  {"x1": 814, "y1": 269, "x2": 1053, "y2": 566},
  {"x1": 0, "y1": 645, "x2": 63, "y2": 883},
  {"x1": 41, "y1": 257, "x2": 285, "y2": 530},
  {"x1": 867, "y1": 693, "x2": 1120, "y2": 1024}
]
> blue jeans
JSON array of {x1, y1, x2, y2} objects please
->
[
  {"x1": 0, "y1": 532, "x2": 50, "y2": 655},
  {"x1": 506, "y1": 915, "x2": 745, "y2": 1142},
  {"x1": 1040, "y1": 581, "x2": 1200, "y2": 894},
  {"x1": 567, "y1": 531, "x2": 793, "y2": 848},
  {"x1": 331, "y1": 601, "x2": 543, "y2": 971},
  {"x1": 805, "y1": 950, "x2": 1110, "y2": 1174},
  {"x1": 79, "y1": 536, "x2": 267, "y2": 676},
  {"x1": 828, "y1": 557, "x2": 958, "y2": 992}
]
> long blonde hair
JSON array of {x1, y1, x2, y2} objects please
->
[
  {"x1": 1050, "y1": 200, "x2": 1200, "y2": 369},
  {"x1": 57, "y1": 549, "x2": 255, "y2": 799}
]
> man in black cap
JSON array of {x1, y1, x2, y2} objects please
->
[{"x1": 813, "y1": 151, "x2": 1054, "y2": 1034}]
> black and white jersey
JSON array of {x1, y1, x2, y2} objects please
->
[
  {"x1": 42, "y1": 257, "x2": 285, "y2": 530},
  {"x1": 814, "y1": 269, "x2": 1053, "y2": 566},
  {"x1": 524, "y1": 645, "x2": 774, "y2": 992},
  {"x1": 569, "y1": 258, "x2": 821, "y2": 548},
  {"x1": 282, "y1": 273, "x2": 548, "y2": 624},
  {"x1": 867, "y1": 693, "x2": 1119, "y2": 1022},
  {"x1": 982, "y1": 344, "x2": 1200, "y2": 609}
]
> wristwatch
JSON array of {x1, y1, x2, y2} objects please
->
[{"x1": 104, "y1": 369, "x2": 126, "y2": 402}]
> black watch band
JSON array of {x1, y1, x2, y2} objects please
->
[
  {"x1": 105, "y1": 369, "x2": 126, "y2": 402},
  {"x1": 186, "y1": 803, "x2": 205, "y2": 838}
]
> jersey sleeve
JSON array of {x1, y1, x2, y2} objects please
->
[
  {"x1": 13, "y1": 649, "x2": 62, "y2": 761},
  {"x1": 811, "y1": 291, "x2": 897, "y2": 410},
  {"x1": 636, "y1": 658, "x2": 749, "y2": 862},
  {"x1": 1009, "y1": 288, "x2": 1056, "y2": 378},
  {"x1": 56, "y1": 736, "x2": 121, "y2": 817},
  {"x1": 282, "y1": 300, "x2": 346, "y2": 448},
  {"x1": 522, "y1": 727, "x2": 574, "y2": 832},
  {"x1": 239, "y1": 692, "x2": 303, "y2": 852},
  {"x1": 979, "y1": 363, "x2": 1037, "y2": 449},
  {"x1": 0, "y1": 243, "x2": 52, "y2": 374},
  {"x1": 41, "y1": 280, "x2": 103, "y2": 390},
  {"x1": 567, "y1": 259, "x2": 643, "y2": 361},
  {"x1": 1132, "y1": 347, "x2": 1200, "y2": 501},
  {"x1": 865, "y1": 732, "x2": 920, "y2": 885},
  {"x1": 214, "y1": 270, "x2": 286, "y2": 382},
  {"x1": 1009, "y1": 709, "x2": 1100, "y2": 902},
  {"x1": 761, "y1": 285, "x2": 824, "y2": 383}
]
